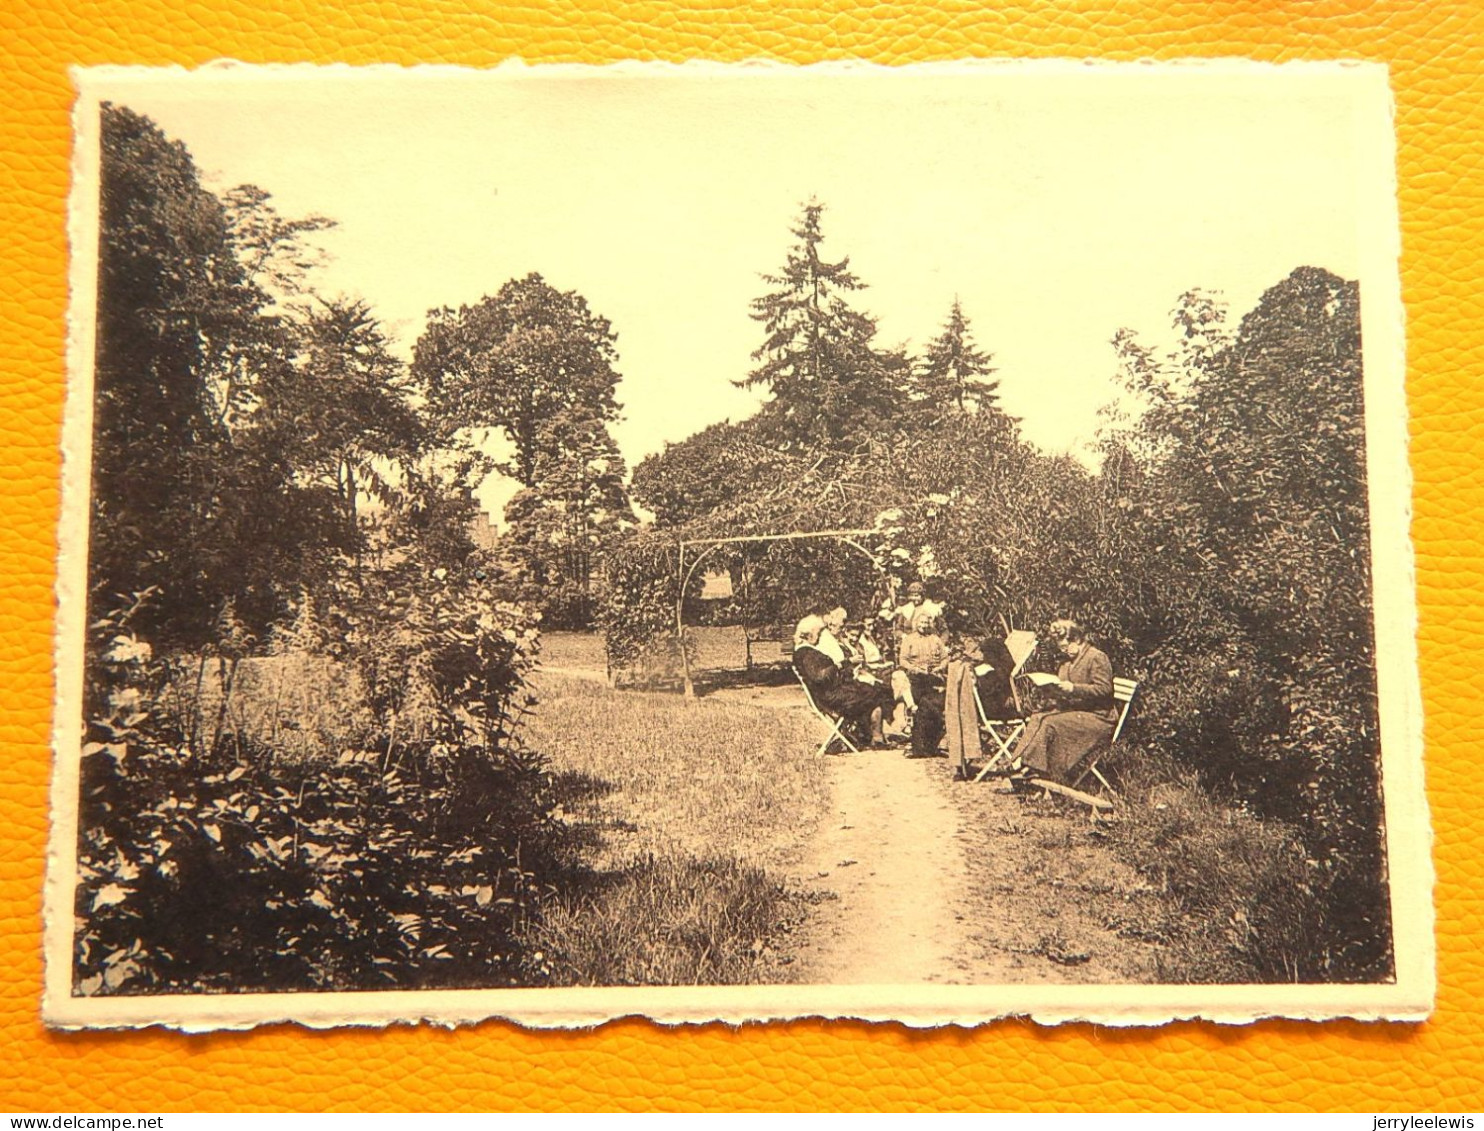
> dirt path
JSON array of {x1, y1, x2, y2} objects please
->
[
  {"x1": 780, "y1": 743, "x2": 1165, "y2": 985},
  {"x1": 536, "y1": 653, "x2": 1169, "y2": 984},
  {"x1": 785, "y1": 747, "x2": 1008, "y2": 983}
]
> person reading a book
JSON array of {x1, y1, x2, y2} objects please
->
[
  {"x1": 1011, "y1": 618, "x2": 1117, "y2": 785},
  {"x1": 962, "y1": 623, "x2": 1023, "y2": 721}
]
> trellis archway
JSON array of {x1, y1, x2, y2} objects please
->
[{"x1": 675, "y1": 528, "x2": 881, "y2": 697}]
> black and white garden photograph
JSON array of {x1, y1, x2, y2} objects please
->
[{"x1": 47, "y1": 62, "x2": 1429, "y2": 1027}]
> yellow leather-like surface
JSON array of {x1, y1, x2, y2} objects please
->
[{"x1": 1, "y1": 0, "x2": 1478, "y2": 1112}]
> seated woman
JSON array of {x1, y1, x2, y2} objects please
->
[
  {"x1": 898, "y1": 608, "x2": 948, "y2": 689},
  {"x1": 848, "y1": 617, "x2": 890, "y2": 679},
  {"x1": 967, "y1": 627, "x2": 1023, "y2": 721},
  {"x1": 817, "y1": 605, "x2": 849, "y2": 665},
  {"x1": 793, "y1": 614, "x2": 893, "y2": 749},
  {"x1": 896, "y1": 609, "x2": 948, "y2": 757},
  {"x1": 854, "y1": 612, "x2": 917, "y2": 720},
  {"x1": 1012, "y1": 618, "x2": 1117, "y2": 784},
  {"x1": 844, "y1": 617, "x2": 914, "y2": 738}
]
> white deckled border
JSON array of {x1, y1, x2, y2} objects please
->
[{"x1": 46, "y1": 58, "x2": 1431, "y2": 1031}]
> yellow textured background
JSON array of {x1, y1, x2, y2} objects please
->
[{"x1": 1, "y1": 0, "x2": 1479, "y2": 1113}]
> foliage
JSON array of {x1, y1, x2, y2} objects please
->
[
  {"x1": 594, "y1": 535, "x2": 689, "y2": 680},
  {"x1": 91, "y1": 105, "x2": 437, "y2": 646},
  {"x1": 1094, "y1": 268, "x2": 1389, "y2": 980},
  {"x1": 334, "y1": 564, "x2": 542, "y2": 763},
  {"x1": 614, "y1": 401, "x2": 1043, "y2": 664},
  {"x1": 912, "y1": 298, "x2": 1000, "y2": 420},
  {"x1": 412, "y1": 273, "x2": 635, "y2": 626},
  {"x1": 92, "y1": 104, "x2": 258, "y2": 645},
  {"x1": 738, "y1": 201, "x2": 902, "y2": 452},
  {"x1": 502, "y1": 402, "x2": 636, "y2": 627},
  {"x1": 277, "y1": 298, "x2": 422, "y2": 541},
  {"x1": 861, "y1": 410, "x2": 1094, "y2": 636},
  {"x1": 74, "y1": 584, "x2": 557, "y2": 995},
  {"x1": 411, "y1": 273, "x2": 623, "y2": 488},
  {"x1": 630, "y1": 417, "x2": 805, "y2": 528},
  {"x1": 220, "y1": 184, "x2": 335, "y2": 306}
]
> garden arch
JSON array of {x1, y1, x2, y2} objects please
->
[{"x1": 675, "y1": 528, "x2": 880, "y2": 696}]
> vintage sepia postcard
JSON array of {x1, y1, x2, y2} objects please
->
[{"x1": 46, "y1": 60, "x2": 1432, "y2": 1030}]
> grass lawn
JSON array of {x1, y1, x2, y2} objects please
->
[
  {"x1": 518, "y1": 673, "x2": 828, "y2": 984},
  {"x1": 537, "y1": 631, "x2": 610, "y2": 674},
  {"x1": 524, "y1": 674, "x2": 825, "y2": 871},
  {"x1": 539, "y1": 627, "x2": 794, "y2": 685}
]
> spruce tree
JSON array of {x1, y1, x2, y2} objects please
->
[
  {"x1": 739, "y1": 201, "x2": 898, "y2": 450},
  {"x1": 914, "y1": 298, "x2": 998, "y2": 418}
]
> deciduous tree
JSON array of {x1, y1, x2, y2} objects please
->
[
  {"x1": 503, "y1": 403, "x2": 636, "y2": 626},
  {"x1": 412, "y1": 274, "x2": 623, "y2": 489},
  {"x1": 92, "y1": 104, "x2": 264, "y2": 643}
]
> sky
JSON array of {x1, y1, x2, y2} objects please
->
[{"x1": 85, "y1": 62, "x2": 1388, "y2": 516}]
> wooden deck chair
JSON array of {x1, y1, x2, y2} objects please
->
[
  {"x1": 794, "y1": 667, "x2": 860, "y2": 757},
  {"x1": 1068, "y1": 677, "x2": 1139, "y2": 797}
]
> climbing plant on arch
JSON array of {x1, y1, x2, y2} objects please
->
[
  {"x1": 595, "y1": 411, "x2": 1084, "y2": 690},
  {"x1": 672, "y1": 528, "x2": 880, "y2": 696}
]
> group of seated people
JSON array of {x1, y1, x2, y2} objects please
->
[{"x1": 792, "y1": 585, "x2": 1118, "y2": 786}]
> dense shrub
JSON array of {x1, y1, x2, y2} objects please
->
[
  {"x1": 595, "y1": 536, "x2": 694, "y2": 683},
  {"x1": 74, "y1": 583, "x2": 559, "y2": 995},
  {"x1": 1099, "y1": 269, "x2": 1391, "y2": 981}
]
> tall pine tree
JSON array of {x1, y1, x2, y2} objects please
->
[{"x1": 739, "y1": 201, "x2": 898, "y2": 451}]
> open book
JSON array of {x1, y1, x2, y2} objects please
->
[{"x1": 1025, "y1": 671, "x2": 1063, "y2": 687}]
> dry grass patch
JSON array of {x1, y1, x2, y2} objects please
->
[
  {"x1": 519, "y1": 674, "x2": 828, "y2": 984},
  {"x1": 525, "y1": 674, "x2": 826, "y2": 871}
]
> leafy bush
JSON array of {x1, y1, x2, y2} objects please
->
[
  {"x1": 1096, "y1": 269, "x2": 1392, "y2": 981},
  {"x1": 74, "y1": 583, "x2": 559, "y2": 995},
  {"x1": 595, "y1": 536, "x2": 694, "y2": 682},
  {"x1": 76, "y1": 734, "x2": 553, "y2": 993}
]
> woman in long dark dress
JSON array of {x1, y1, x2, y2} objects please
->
[
  {"x1": 1014, "y1": 619, "x2": 1117, "y2": 784},
  {"x1": 793, "y1": 615, "x2": 892, "y2": 748},
  {"x1": 973, "y1": 631, "x2": 1022, "y2": 720}
]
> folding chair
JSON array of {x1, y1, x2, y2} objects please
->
[
  {"x1": 970, "y1": 629, "x2": 1038, "y2": 781},
  {"x1": 1068, "y1": 677, "x2": 1139, "y2": 798},
  {"x1": 971, "y1": 681, "x2": 1025, "y2": 779},
  {"x1": 795, "y1": 668, "x2": 860, "y2": 757}
]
